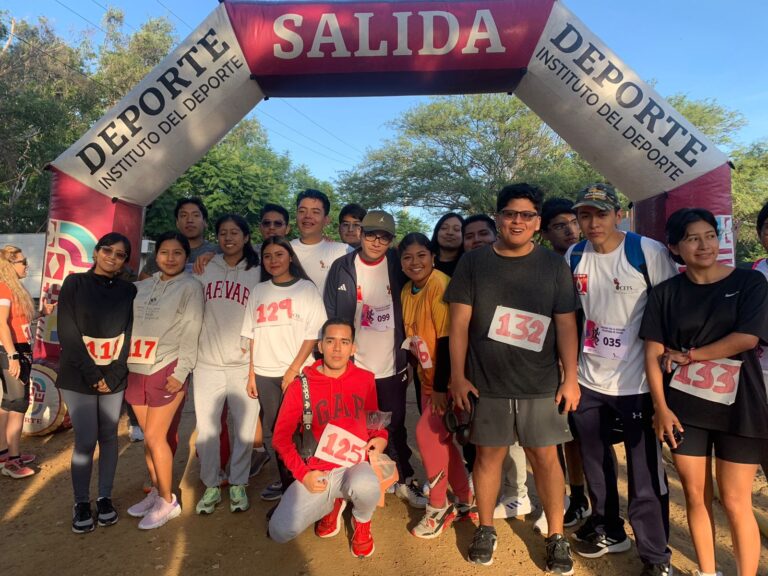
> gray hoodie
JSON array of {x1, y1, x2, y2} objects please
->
[
  {"x1": 196, "y1": 254, "x2": 261, "y2": 368},
  {"x1": 129, "y1": 272, "x2": 204, "y2": 383}
]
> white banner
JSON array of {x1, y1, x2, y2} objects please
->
[
  {"x1": 50, "y1": 4, "x2": 264, "y2": 206},
  {"x1": 516, "y1": 1, "x2": 728, "y2": 202}
]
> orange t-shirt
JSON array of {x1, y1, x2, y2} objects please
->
[{"x1": 0, "y1": 282, "x2": 32, "y2": 344}]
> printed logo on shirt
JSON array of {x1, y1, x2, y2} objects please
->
[
  {"x1": 574, "y1": 274, "x2": 588, "y2": 295},
  {"x1": 338, "y1": 283, "x2": 347, "y2": 291},
  {"x1": 320, "y1": 259, "x2": 327, "y2": 270},
  {"x1": 724, "y1": 291, "x2": 739, "y2": 298},
  {"x1": 612, "y1": 277, "x2": 641, "y2": 293},
  {"x1": 204, "y1": 280, "x2": 251, "y2": 305}
]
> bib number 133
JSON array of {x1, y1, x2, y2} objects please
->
[{"x1": 488, "y1": 306, "x2": 551, "y2": 352}]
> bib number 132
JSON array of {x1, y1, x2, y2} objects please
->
[{"x1": 488, "y1": 306, "x2": 551, "y2": 352}]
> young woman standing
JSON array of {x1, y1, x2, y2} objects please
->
[
  {"x1": 56, "y1": 233, "x2": 137, "y2": 533},
  {"x1": 399, "y1": 233, "x2": 474, "y2": 539},
  {"x1": 125, "y1": 232, "x2": 204, "y2": 529},
  {"x1": 241, "y1": 237, "x2": 326, "y2": 501},
  {"x1": 194, "y1": 215, "x2": 261, "y2": 515},
  {"x1": 430, "y1": 212, "x2": 464, "y2": 278},
  {"x1": 0, "y1": 246, "x2": 39, "y2": 478},
  {"x1": 641, "y1": 208, "x2": 768, "y2": 576}
]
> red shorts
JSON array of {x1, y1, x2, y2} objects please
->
[{"x1": 126, "y1": 361, "x2": 188, "y2": 408}]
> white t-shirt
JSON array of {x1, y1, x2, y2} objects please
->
[
  {"x1": 290, "y1": 239, "x2": 350, "y2": 294},
  {"x1": 353, "y1": 256, "x2": 396, "y2": 378},
  {"x1": 566, "y1": 234, "x2": 678, "y2": 396},
  {"x1": 240, "y1": 278, "x2": 326, "y2": 378}
]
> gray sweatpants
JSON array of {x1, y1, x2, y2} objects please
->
[
  {"x1": 59, "y1": 389, "x2": 124, "y2": 504},
  {"x1": 502, "y1": 443, "x2": 529, "y2": 499},
  {"x1": 269, "y1": 463, "x2": 380, "y2": 543},
  {"x1": 193, "y1": 363, "x2": 260, "y2": 487}
]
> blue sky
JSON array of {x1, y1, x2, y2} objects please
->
[{"x1": 4, "y1": 0, "x2": 767, "y2": 186}]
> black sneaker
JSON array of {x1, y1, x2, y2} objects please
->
[
  {"x1": 249, "y1": 450, "x2": 271, "y2": 478},
  {"x1": 468, "y1": 525, "x2": 497, "y2": 566},
  {"x1": 96, "y1": 497, "x2": 119, "y2": 527},
  {"x1": 573, "y1": 531, "x2": 631, "y2": 558},
  {"x1": 571, "y1": 516, "x2": 599, "y2": 542},
  {"x1": 72, "y1": 502, "x2": 95, "y2": 534},
  {"x1": 545, "y1": 533, "x2": 575, "y2": 576},
  {"x1": 640, "y1": 562, "x2": 673, "y2": 576},
  {"x1": 563, "y1": 497, "x2": 591, "y2": 527},
  {"x1": 260, "y1": 480, "x2": 283, "y2": 501}
]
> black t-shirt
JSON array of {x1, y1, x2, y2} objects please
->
[
  {"x1": 444, "y1": 244, "x2": 577, "y2": 399},
  {"x1": 434, "y1": 257, "x2": 459, "y2": 278},
  {"x1": 640, "y1": 268, "x2": 768, "y2": 438}
]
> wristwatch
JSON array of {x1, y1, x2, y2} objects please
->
[{"x1": 8, "y1": 352, "x2": 20, "y2": 360}]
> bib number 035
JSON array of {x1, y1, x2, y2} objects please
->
[{"x1": 488, "y1": 306, "x2": 551, "y2": 352}]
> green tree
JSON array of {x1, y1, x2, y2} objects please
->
[
  {"x1": 336, "y1": 94, "x2": 599, "y2": 216},
  {"x1": 731, "y1": 141, "x2": 768, "y2": 262}
]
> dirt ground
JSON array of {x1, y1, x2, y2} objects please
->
[{"x1": 2, "y1": 390, "x2": 767, "y2": 576}]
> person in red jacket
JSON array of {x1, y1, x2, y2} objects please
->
[{"x1": 268, "y1": 318, "x2": 388, "y2": 558}]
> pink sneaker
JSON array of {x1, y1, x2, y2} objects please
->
[
  {"x1": 128, "y1": 488, "x2": 158, "y2": 518},
  {"x1": 1, "y1": 457, "x2": 34, "y2": 478},
  {"x1": 138, "y1": 494, "x2": 181, "y2": 530},
  {"x1": 0, "y1": 453, "x2": 35, "y2": 465}
]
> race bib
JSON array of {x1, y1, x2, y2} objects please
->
[
  {"x1": 582, "y1": 320, "x2": 629, "y2": 361},
  {"x1": 254, "y1": 298, "x2": 293, "y2": 327},
  {"x1": 670, "y1": 358, "x2": 742, "y2": 406},
  {"x1": 82, "y1": 334, "x2": 125, "y2": 366},
  {"x1": 488, "y1": 306, "x2": 551, "y2": 352},
  {"x1": 127, "y1": 336, "x2": 159, "y2": 365},
  {"x1": 402, "y1": 336, "x2": 433, "y2": 369},
  {"x1": 315, "y1": 423, "x2": 368, "y2": 468},
  {"x1": 360, "y1": 303, "x2": 394, "y2": 332}
]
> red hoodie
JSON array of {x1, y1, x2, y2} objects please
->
[{"x1": 273, "y1": 359, "x2": 388, "y2": 482}]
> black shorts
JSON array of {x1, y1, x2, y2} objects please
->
[
  {"x1": 0, "y1": 343, "x2": 32, "y2": 414},
  {"x1": 672, "y1": 423, "x2": 765, "y2": 465}
]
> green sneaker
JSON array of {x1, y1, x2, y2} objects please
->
[
  {"x1": 196, "y1": 486, "x2": 221, "y2": 515},
  {"x1": 230, "y1": 485, "x2": 249, "y2": 512}
]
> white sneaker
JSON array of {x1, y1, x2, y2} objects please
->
[
  {"x1": 128, "y1": 488, "x2": 158, "y2": 518},
  {"x1": 693, "y1": 571, "x2": 722, "y2": 576},
  {"x1": 128, "y1": 425, "x2": 144, "y2": 442},
  {"x1": 394, "y1": 480, "x2": 427, "y2": 509},
  {"x1": 493, "y1": 494, "x2": 533, "y2": 519},
  {"x1": 139, "y1": 494, "x2": 181, "y2": 530},
  {"x1": 533, "y1": 495, "x2": 570, "y2": 536}
]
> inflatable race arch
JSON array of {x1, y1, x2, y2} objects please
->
[{"x1": 30, "y1": 0, "x2": 733, "y2": 422}]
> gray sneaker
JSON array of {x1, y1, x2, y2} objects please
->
[
  {"x1": 249, "y1": 450, "x2": 271, "y2": 478},
  {"x1": 260, "y1": 480, "x2": 283, "y2": 501}
]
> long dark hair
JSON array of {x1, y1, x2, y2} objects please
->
[
  {"x1": 155, "y1": 231, "x2": 191, "y2": 258},
  {"x1": 430, "y1": 212, "x2": 465, "y2": 261},
  {"x1": 398, "y1": 232, "x2": 434, "y2": 258},
  {"x1": 259, "y1": 236, "x2": 311, "y2": 283},
  {"x1": 214, "y1": 214, "x2": 259, "y2": 270}
]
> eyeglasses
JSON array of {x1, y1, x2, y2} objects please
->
[
  {"x1": 261, "y1": 219, "x2": 286, "y2": 228},
  {"x1": 340, "y1": 222, "x2": 362, "y2": 231},
  {"x1": 499, "y1": 209, "x2": 539, "y2": 222},
  {"x1": 363, "y1": 231, "x2": 394, "y2": 244},
  {"x1": 12, "y1": 258, "x2": 28, "y2": 266},
  {"x1": 549, "y1": 220, "x2": 580, "y2": 233},
  {"x1": 100, "y1": 246, "x2": 128, "y2": 260}
]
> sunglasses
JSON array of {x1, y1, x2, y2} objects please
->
[
  {"x1": 99, "y1": 246, "x2": 128, "y2": 260},
  {"x1": 499, "y1": 209, "x2": 539, "y2": 222},
  {"x1": 363, "y1": 231, "x2": 394, "y2": 244},
  {"x1": 12, "y1": 258, "x2": 28, "y2": 266}
]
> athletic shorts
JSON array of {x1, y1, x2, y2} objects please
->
[
  {"x1": 672, "y1": 422, "x2": 765, "y2": 465},
  {"x1": 470, "y1": 396, "x2": 573, "y2": 448},
  {"x1": 126, "y1": 360, "x2": 187, "y2": 408},
  {"x1": 0, "y1": 344, "x2": 32, "y2": 414}
]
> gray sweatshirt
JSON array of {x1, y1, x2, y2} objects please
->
[
  {"x1": 196, "y1": 254, "x2": 261, "y2": 368},
  {"x1": 128, "y1": 272, "x2": 204, "y2": 383}
]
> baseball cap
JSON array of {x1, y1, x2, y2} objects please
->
[
  {"x1": 361, "y1": 210, "x2": 396, "y2": 236},
  {"x1": 573, "y1": 183, "x2": 621, "y2": 211}
]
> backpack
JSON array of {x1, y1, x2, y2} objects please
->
[
  {"x1": 569, "y1": 231, "x2": 652, "y2": 290},
  {"x1": 293, "y1": 373, "x2": 318, "y2": 460}
]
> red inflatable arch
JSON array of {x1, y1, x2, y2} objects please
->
[{"x1": 36, "y1": 0, "x2": 733, "y2": 365}]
